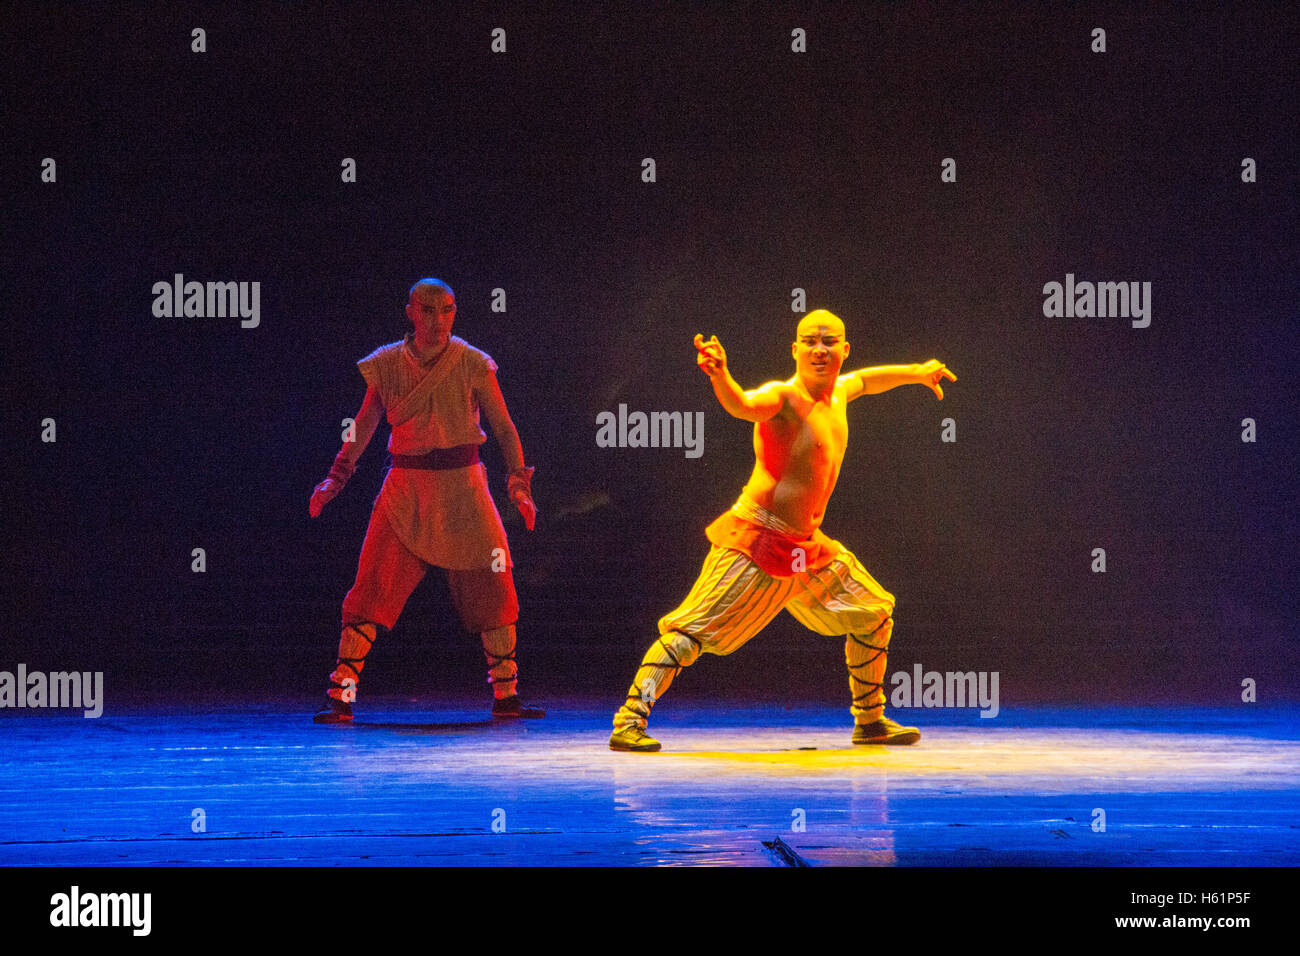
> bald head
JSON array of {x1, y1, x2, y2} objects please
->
[
  {"x1": 405, "y1": 278, "x2": 457, "y2": 351},
  {"x1": 796, "y1": 309, "x2": 846, "y2": 339},
  {"x1": 409, "y1": 277, "x2": 454, "y2": 304},
  {"x1": 792, "y1": 309, "x2": 850, "y2": 385}
]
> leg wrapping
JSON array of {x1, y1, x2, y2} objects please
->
[
  {"x1": 613, "y1": 630, "x2": 702, "y2": 729},
  {"x1": 481, "y1": 624, "x2": 518, "y2": 700},
  {"x1": 845, "y1": 614, "x2": 893, "y2": 724},
  {"x1": 327, "y1": 621, "x2": 379, "y2": 702}
]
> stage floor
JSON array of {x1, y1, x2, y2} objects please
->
[{"x1": 3, "y1": 703, "x2": 1297, "y2": 866}]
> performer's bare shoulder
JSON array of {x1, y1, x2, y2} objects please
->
[{"x1": 693, "y1": 310, "x2": 956, "y2": 535}]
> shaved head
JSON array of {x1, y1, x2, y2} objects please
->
[
  {"x1": 405, "y1": 278, "x2": 457, "y2": 355},
  {"x1": 791, "y1": 309, "x2": 850, "y2": 386},
  {"x1": 796, "y1": 309, "x2": 846, "y2": 338},
  {"x1": 409, "y1": 277, "x2": 454, "y2": 304}
]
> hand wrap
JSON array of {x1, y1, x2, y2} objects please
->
[
  {"x1": 327, "y1": 451, "x2": 357, "y2": 488},
  {"x1": 507, "y1": 466, "x2": 535, "y2": 503}
]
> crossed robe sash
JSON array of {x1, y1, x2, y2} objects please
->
[{"x1": 386, "y1": 337, "x2": 469, "y2": 428}]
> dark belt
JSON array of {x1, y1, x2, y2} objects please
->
[{"x1": 389, "y1": 444, "x2": 480, "y2": 470}]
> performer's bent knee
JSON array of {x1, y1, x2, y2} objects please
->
[
  {"x1": 663, "y1": 630, "x2": 703, "y2": 666},
  {"x1": 645, "y1": 629, "x2": 704, "y2": 669}
]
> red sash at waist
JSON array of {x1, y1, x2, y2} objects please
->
[{"x1": 704, "y1": 511, "x2": 845, "y2": 579}]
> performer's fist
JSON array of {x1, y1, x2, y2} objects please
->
[
  {"x1": 309, "y1": 479, "x2": 342, "y2": 518},
  {"x1": 916, "y1": 359, "x2": 957, "y2": 400},
  {"x1": 513, "y1": 493, "x2": 538, "y2": 531},
  {"x1": 694, "y1": 334, "x2": 727, "y2": 378}
]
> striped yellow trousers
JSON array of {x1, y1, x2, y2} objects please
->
[{"x1": 613, "y1": 543, "x2": 896, "y2": 730}]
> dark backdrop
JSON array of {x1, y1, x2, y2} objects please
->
[{"x1": 2, "y1": 2, "x2": 1296, "y2": 708}]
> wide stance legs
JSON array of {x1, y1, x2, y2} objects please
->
[{"x1": 610, "y1": 545, "x2": 918, "y2": 750}]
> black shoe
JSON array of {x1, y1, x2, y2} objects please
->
[
  {"x1": 852, "y1": 716, "x2": 920, "y2": 745},
  {"x1": 313, "y1": 696, "x2": 353, "y2": 724},
  {"x1": 492, "y1": 695, "x2": 546, "y2": 718}
]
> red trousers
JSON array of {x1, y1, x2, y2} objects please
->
[{"x1": 341, "y1": 506, "x2": 518, "y2": 634}]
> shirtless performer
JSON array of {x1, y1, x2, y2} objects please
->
[
  {"x1": 609, "y1": 309, "x2": 956, "y2": 752},
  {"x1": 309, "y1": 278, "x2": 543, "y2": 723}
]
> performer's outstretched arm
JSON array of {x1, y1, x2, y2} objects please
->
[
  {"x1": 477, "y1": 373, "x2": 538, "y2": 531},
  {"x1": 693, "y1": 333, "x2": 790, "y2": 422},
  {"x1": 841, "y1": 359, "x2": 957, "y2": 401},
  {"x1": 309, "y1": 385, "x2": 385, "y2": 517}
]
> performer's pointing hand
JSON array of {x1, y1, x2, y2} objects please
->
[
  {"x1": 916, "y1": 359, "x2": 957, "y2": 400},
  {"x1": 694, "y1": 334, "x2": 727, "y2": 378}
]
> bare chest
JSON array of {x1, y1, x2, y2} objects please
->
[{"x1": 764, "y1": 394, "x2": 849, "y2": 465}]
